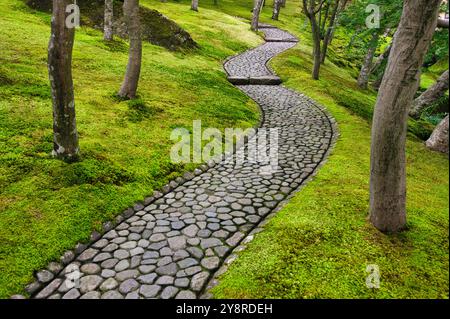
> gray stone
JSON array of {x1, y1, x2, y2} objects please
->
[
  {"x1": 81, "y1": 263, "x2": 101, "y2": 275},
  {"x1": 115, "y1": 270, "x2": 139, "y2": 281},
  {"x1": 80, "y1": 291, "x2": 101, "y2": 299},
  {"x1": 119, "y1": 279, "x2": 139, "y2": 294},
  {"x1": 140, "y1": 285, "x2": 161, "y2": 298},
  {"x1": 36, "y1": 270, "x2": 54, "y2": 283},
  {"x1": 168, "y1": 236, "x2": 186, "y2": 251},
  {"x1": 201, "y1": 257, "x2": 220, "y2": 270},
  {"x1": 190, "y1": 271, "x2": 210, "y2": 292},
  {"x1": 156, "y1": 276, "x2": 175, "y2": 285},
  {"x1": 156, "y1": 263, "x2": 177, "y2": 276},
  {"x1": 101, "y1": 290, "x2": 124, "y2": 299},
  {"x1": 62, "y1": 288, "x2": 80, "y2": 299},
  {"x1": 138, "y1": 273, "x2": 157, "y2": 284},
  {"x1": 175, "y1": 290, "x2": 196, "y2": 299},
  {"x1": 79, "y1": 275, "x2": 103, "y2": 294},
  {"x1": 161, "y1": 286, "x2": 179, "y2": 299},
  {"x1": 100, "y1": 278, "x2": 119, "y2": 291}
]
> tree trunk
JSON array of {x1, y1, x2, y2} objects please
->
[
  {"x1": 251, "y1": 0, "x2": 264, "y2": 31},
  {"x1": 426, "y1": 115, "x2": 449, "y2": 153},
  {"x1": 272, "y1": 0, "x2": 281, "y2": 20},
  {"x1": 281, "y1": 0, "x2": 286, "y2": 8},
  {"x1": 369, "y1": 0, "x2": 441, "y2": 233},
  {"x1": 104, "y1": 0, "x2": 114, "y2": 41},
  {"x1": 321, "y1": 0, "x2": 341, "y2": 64},
  {"x1": 357, "y1": 32, "x2": 379, "y2": 89},
  {"x1": 409, "y1": 70, "x2": 449, "y2": 119},
  {"x1": 370, "y1": 44, "x2": 391, "y2": 74},
  {"x1": 48, "y1": 0, "x2": 80, "y2": 161},
  {"x1": 191, "y1": 0, "x2": 199, "y2": 11},
  {"x1": 118, "y1": 0, "x2": 142, "y2": 99},
  {"x1": 311, "y1": 18, "x2": 321, "y2": 80}
]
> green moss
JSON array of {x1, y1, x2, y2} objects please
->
[
  {"x1": 0, "y1": 0, "x2": 260, "y2": 298},
  {"x1": 209, "y1": 0, "x2": 449, "y2": 299}
]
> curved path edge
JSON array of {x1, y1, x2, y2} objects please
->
[{"x1": 14, "y1": 24, "x2": 338, "y2": 300}]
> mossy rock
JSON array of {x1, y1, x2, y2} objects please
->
[{"x1": 26, "y1": 0, "x2": 197, "y2": 51}]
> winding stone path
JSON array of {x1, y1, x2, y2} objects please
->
[{"x1": 28, "y1": 25, "x2": 335, "y2": 299}]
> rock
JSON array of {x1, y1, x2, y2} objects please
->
[
  {"x1": 36, "y1": 270, "x2": 54, "y2": 284},
  {"x1": 119, "y1": 279, "x2": 139, "y2": 294},
  {"x1": 100, "y1": 278, "x2": 118, "y2": 291},
  {"x1": 190, "y1": 271, "x2": 209, "y2": 292},
  {"x1": 79, "y1": 275, "x2": 103, "y2": 294},
  {"x1": 140, "y1": 285, "x2": 161, "y2": 298},
  {"x1": 175, "y1": 290, "x2": 196, "y2": 299},
  {"x1": 167, "y1": 236, "x2": 186, "y2": 251}
]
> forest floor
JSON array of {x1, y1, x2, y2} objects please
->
[{"x1": 0, "y1": 0, "x2": 448, "y2": 299}]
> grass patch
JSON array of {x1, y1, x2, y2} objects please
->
[
  {"x1": 209, "y1": 0, "x2": 449, "y2": 299},
  {"x1": 0, "y1": 0, "x2": 261, "y2": 298}
]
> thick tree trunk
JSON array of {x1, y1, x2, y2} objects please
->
[
  {"x1": 251, "y1": 0, "x2": 264, "y2": 31},
  {"x1": 357, "y1": 32, "x2": 379, "y2": 89},
  {"x1": 272, "y1": 0, "x2": 281, "y2": 20},
  {"x1": 426, "y1": 115, "x2": 449, "y2": 153},
  {"x1": 369, "y1": 0, "x2": 441, "y2": 233},
  {"x1": 104, "y1": 0, "x2": 114, "y2": 41},
  {"x1": 48, "y1": 0, "x2": 80, "y2": 161},
  {"x1": 409, "y1": 70, "x2": 449, "y2": 119},
  {"x1": 118, "y1": 0, "x2": 142, "y2": 99},
  {"x1": 191, "y1": 0, "x2": 199, "y2": 11}
]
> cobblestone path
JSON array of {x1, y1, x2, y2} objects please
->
[{"x1": 29, "y1": 25, "x2": 335, "y2": 299}]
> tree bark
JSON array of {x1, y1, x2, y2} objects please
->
[
  {"x1": 321, "y1": 0, "x2": 342, "y2": 64},
  {"x1": 426, "y1": 115, "x2": 449, "y2": 153},
  {"x1": 409, "y1": 70, "x2": 449, "y2": 119},
  {"x1": 369, "y1": 0, "x2": 441, "y2": 233},
  {"x1": 311, "y1": 16, "x2": 321, "y2": 80},
  {"x1": 104, "y1": 0, "x2": 114, "y2": 41},
  {"x1": 251, "y1": 0, "x2": 264, "y2": 31},
  {"x1": 357, "y1": 32, "x2": 379, "y2": 89},
  {"x1": 191, "y1": 0, "x2": 199, "y2": 11},
  {"x1": 48, "y1": 0, "x2": 80, "y2": 161},
  {"x1": 272, "y1": 0, "x2": 281, "y2": 20},
  {"x1": 118, "y1": 0, "x2": 142, "y2": 99},
  {"x1": 281, "y1": 0, "x2": 286, "y2": 8},
  {"x1": 370, "y1": 44, "x2": 391, "y2": 74},
  {"x1": 303, "y1": 0, "x2": 322, "y2": 80}
]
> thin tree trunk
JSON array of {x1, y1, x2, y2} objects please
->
[
  {"x1": 281, "y1": 0, "x2": 286, "y2": 7},
  {"x1": 370, "y1": 44, "x2": 391, "y2": 74},
  {"x1": 357, "y1": 32, "x2": 379, "y2": 89},
  {"x1": 251, "y1": 0, "x2": 264, "y2": 31},
  {"x1": 321, "y1": 0, "x2": 341, "y2": 64},
  {"x1": 303, "y1": 0, "x2": 321, "y2": 80},
  {"x1": 409, "y1": 70, "x2": 449, "y2": 119},
  {"x1": 104, "y1": 0, "x2": 114, "y2": 41},
  {"x1": 118, "y1": 0, "x2": 142, "y2": 99},
  {"x1": 369, "y1": 0, "x2": 441, "y2": 233},
  {"x1": 311, "y1": 17, "x2": 321, "y2": 80},
  {"x1": 48, "y1": 0, "x2": 79, "y2": 161},
  {"x1": 191, "y1": 0, "x2": 199, "y2": 11},
  {"x1": 426, "y1": 115, "x2": 449, "y2": 153},
  {"x1": 272, "y1": 0, "x2": 281, "y2": 20}
]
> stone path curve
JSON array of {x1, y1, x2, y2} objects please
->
[{"x1": 27, "y1": 25, "x2": 336, "y2": 300}]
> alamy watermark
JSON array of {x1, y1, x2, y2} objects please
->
[
  {"x1": 365, "y1": 264, "x2": 380, "y2": 289},
  {"x1": 365, "y1": 4, "x2": 380, "y2": 29},
  {"x1": 170, "y1": 120, "x2": 279, "y2": 176},
  {"x1": 65, "y1": 1, "x2": 80, "y2": 29}
]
